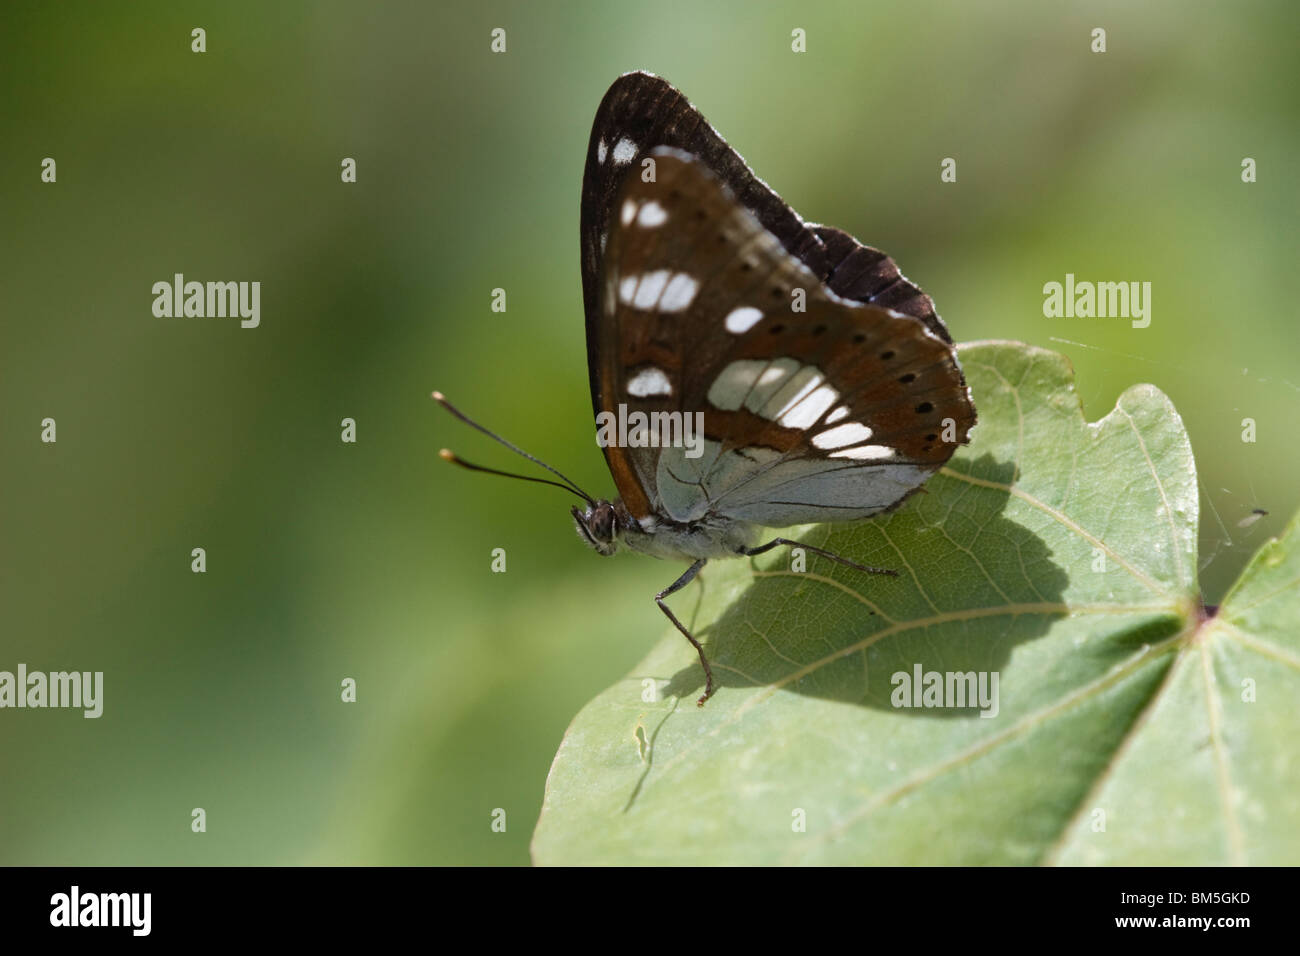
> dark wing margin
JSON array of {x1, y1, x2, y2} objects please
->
[
  {"x1": 813, "y1": 226, "x2": 949, "y2": 344},
  {"x1": 580, "y1": 70, "x2": 950, "y2": 418}
]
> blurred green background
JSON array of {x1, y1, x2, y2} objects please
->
[{"x1": 2, "y1": 1, "x2": 1296, "y2": 865}]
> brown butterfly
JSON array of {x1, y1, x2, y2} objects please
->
[{"x1": 437, "y1": 72, "x2": 975, "y2": 704}]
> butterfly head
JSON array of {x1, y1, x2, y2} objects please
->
[{"x1": 572, "y1": 501, "x2": 620, "y2": 556}]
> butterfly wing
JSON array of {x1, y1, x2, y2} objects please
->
[
  {"x1": 582, "y1": 72, "x2": 975, "y2": 528},
  {"x1": 580, "y1": 71, "x2": 948, "y2": 422},
  {"x1": 597, "y1": 149, "x2": 975, "y2": 528}
]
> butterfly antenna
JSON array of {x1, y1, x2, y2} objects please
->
[
  {"x1": 432, "y1": 391, "x2": 596, "y2": 506},
  {"x1": 438, "y1": 449, "x2": 593, "y2": 502}
]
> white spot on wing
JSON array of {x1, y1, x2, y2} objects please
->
[
  {"x1": 618, "y1": 275, "x2": 639, "y2": 305},
  {"x1": 636, "y1": 200, "x2": 668, "y2": 227},
  {"x1": 830, "y1": 444, "x2": 896, "y2": 460},
  {"x1": 826, "y1": 406, "x2": 849, "y2": 424},
  {"x1": 724, "y1": 306, "x2": 763, "y2": 334},
  {"x1": 813, "y1": 422, "x2": 875, "y2": 449},
  {"x1": 612, "y1": 137, "x2": 637, "y2": 164},
  {"x1": 708, "y1": 360, "x2": 768, "y2": 410},
  {"x1": 768, "y1": 371, "x2": 823, "y2": 418},
  {"x1": 659, "y1": 273, "x2": 698, "y2": 311},
  {"x1": 743, "y1": 359, "x2": 801, "y2": 414},
  {"x1": 621, "y1": 198, "x2": 636, "y2": 226},
  {"x1": 597, "y1": 138, "x2": 608, "y2": 164},
  {"x1": 627, "y1": 366, "x2": 673, "y2": 397},
  {"x1": 618, "y1": 270, "x2": 696, "y2": 312},
  {"x1": 621, "y1": 271, "x2": 667, "y2": 308},
  {"x1": 778, "y1": 382, "x2": 839, "y2": 429},
  {"x1": 745, "y1": 364, "x2": 840, "y2": 429},
  {"x1": 633, "y1": 271, "x2": 671, "y2": 308}
]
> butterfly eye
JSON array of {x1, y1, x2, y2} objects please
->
[{"x1": 590, "y1": 502, "x2": 616, "y2": 541}]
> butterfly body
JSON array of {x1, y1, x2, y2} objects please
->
[
  {"x1": 574, "y1": 499, "x2": 761, "y2": 562},
  {"x1": 439, "y1": 71, "x2": 975, "y2": 704}
]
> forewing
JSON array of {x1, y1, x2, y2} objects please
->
[
  {"x1": 580, "y1": 71, "x2": 944, "y2": 420},
  {"x1": 600, "y1": 150, "x2": 976, "y2": 527}
]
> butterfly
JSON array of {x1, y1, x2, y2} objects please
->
[{"x1": 436, "y1": 71, "x2": 976, "y2": 705}]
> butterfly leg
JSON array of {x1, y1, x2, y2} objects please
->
[
  {"x1": 740, "y1": 538, "x2": 898, "y2": 578},
  {"x1": 654, "y1": 558, "x2": 715, "y2": 706}
]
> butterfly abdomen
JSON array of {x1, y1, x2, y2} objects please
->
[{"x1": 618, "y1": 511, "x2": 761, "y2": 561}]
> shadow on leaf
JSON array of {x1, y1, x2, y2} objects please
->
[{"x1": 662, "y1": 454, "x2": 1070, "y2": 714}]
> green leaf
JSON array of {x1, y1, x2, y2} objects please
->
[{"x1": 531, "y1": 341, "x2": 1300, "y2": 865}]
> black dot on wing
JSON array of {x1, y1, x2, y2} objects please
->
[
  {"x1": 899, "y1": 372, "x2": 916, "y2": 383},
  {"x1": 852, "y1": 333, "x2": 866, "y2": 344},
  {"x1": 915, "y1": 401, "x2": 934, "y2": 414},
  {"x1": 880, "y1": 350, "x2": 896, "y2": 361},
  {"x1": 770, "y1": 287, "x2": 783, "y2": 299},
  {"x1": 769, "y1": 324, "x2": 785, "y2": 334},
  {"x1": 812, "y1": 325, "x2": 827, "y2": 336},
  {"x1": 925, "y1": 433, "x2": 937, "y2": 441}
]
